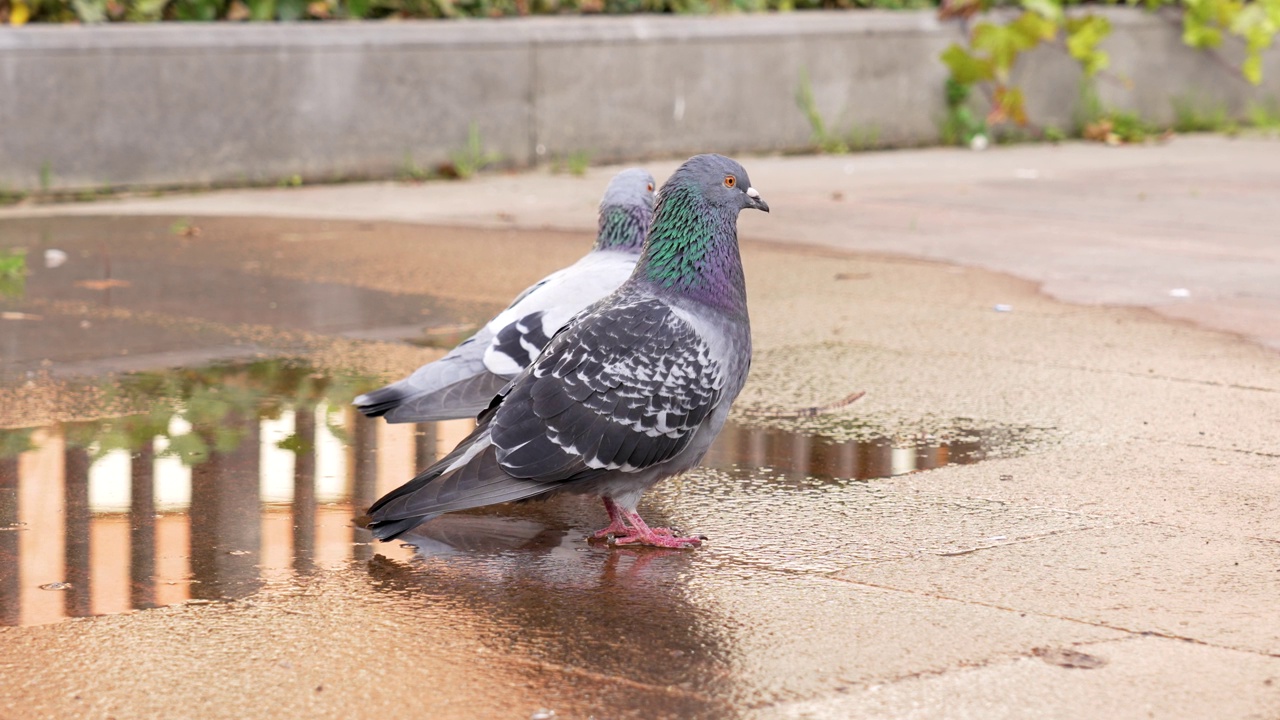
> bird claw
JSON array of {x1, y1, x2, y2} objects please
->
[
  {"x1": 612, "y1": 529, "x2": 703, "y2": 549},
  {"x1": 593, "y1": 498, "x2": 704, "y2": 549},
  {"x1": 591, "y1": 522, "x2": 631, "y2": 540}
]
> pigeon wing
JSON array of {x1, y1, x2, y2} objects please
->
[
  {"x1": 366, "y1": 296, "x2": 724, "y2": 540},
  {"x1": 490, "y1": 296, "x2": 725, "y2": 480}
]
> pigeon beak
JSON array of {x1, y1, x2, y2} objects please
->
[{"x1": 746, "y1": 186, "x2": 769, "y2": 213}]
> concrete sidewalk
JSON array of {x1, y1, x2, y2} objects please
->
[
  {"x1": 8, "y1": 134, "x2": 1278, "y2": 350},
  {"x1": 1, "y1": 139, "x2": 1278, "y2": 719}
]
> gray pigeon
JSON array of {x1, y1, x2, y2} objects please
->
[
  {"x1": 353, "y1": 168, "x2": 657, "y2": 423},
  {"x1": 366, "y1": 154, "x2": 768, "y2": 548}
]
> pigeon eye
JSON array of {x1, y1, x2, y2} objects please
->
[
  {"x1": 647, "y1": 182, "x2": 654, "y2": 192},
  {"x1": 723, "y1": 175, "x2": 736, "y2": 189}
]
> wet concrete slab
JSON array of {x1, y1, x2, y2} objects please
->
[
  {"x1": 846, "y1": 521, "x2": 1280, "y2": 656},
  {"x1": 771, "y1": 637, "x2": 1280, "y2": 719},
  {"x1": 1, "y1": 160, "x2": 1279, "y2": 719}
]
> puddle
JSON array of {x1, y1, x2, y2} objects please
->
[
  {"x1": 0, "y1": 358, "x2": 1031, "y2": 627},
  {"x1": 0, "y1": 214, "x2": 1046, "y2": 628},
  {"x1": 0, "y1": 215, "x2": 486, "y2": 379}
]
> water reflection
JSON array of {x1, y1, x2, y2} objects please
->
[
  {"x1": 0, "y1": 215, "x2": 485, "y2": 380},
  {"x1": 399, "y1": 515, "x2": 568, "y2": 558},
  {"x1": 365, "y1": 527, "x2": 730, "y2": 710},
  {"x1": 0, "y1": 359, "x2": 1009, "y2": 627}
]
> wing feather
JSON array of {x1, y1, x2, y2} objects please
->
[{"x1": 490, "y1": 296, "x2": 723, "y2": 478}]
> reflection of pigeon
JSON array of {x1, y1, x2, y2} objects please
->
[
  {"x1": 399, "y1": 515, "x2": 561, "y2": 557},
  {"x1": 354, "y1": 169, "x2": 656, "y2": 423},
  {"x1": 368, "y1": 154, "x2": 768, "y2": 548}
]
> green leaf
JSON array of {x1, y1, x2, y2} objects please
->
[
  {"x1": 1066, "y1": 15, "x2": 1113, "y2": 76},
  {"x1": 941, "y1": 43, "x2": 995, "y2": 84},
  {"x1": 162, "y1": 432, "x2": 209, "y2": 466},
  {"x1": 1020, "y1": 0, "x2": 1062, "y2": 23},
  {"x1": 1243, "y1": 53, "x2": 1264, "y2": 84},
  {"x1": 1011, "y1": 10, "x2": 1058, "y2": 42},
  {"x1": 248, "y1": 0, "x2": 275, "y2": 18},
  {"x1": 276, "y1": 0, "x2": 306, "y2": 19},
  {"x1": 173, "y1": 0, "x2": 224, "y2": 19},
  {"x1": 973, "y1": 22, "x2": 1039, "y2": 79},
  {"x1": 0, "y1": 249, "x2": 25, "y2": 279},
  {"x1": 126, "y1": 0, "x2": 169, "y2": 21},
  {"x1": 1227, "y1": 1, "x2": 1277, "y2": 83},
  {"x1": 70, "y1": 0, "x2": 108, "y2": 22},
  {"x1": 1182, "y1": 0, "x2": 1228, "y2": 48}
]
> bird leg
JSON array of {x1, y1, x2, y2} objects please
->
[
  {"x1": 592, "y1": 498, "x2": 702, "y2": 549},
  {"x1": 591, "y1": 497, "x2": 632, "y2": 540}
]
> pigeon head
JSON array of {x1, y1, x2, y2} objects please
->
[
  {"x1": 637, "y1": 154, "x2": 767, "y2": 312},
  {"x1": 663, "y1": 153, "x2": 770, "y2": 216},
  {"x1": 594, "y1": 168, "x2": 657, "y2": 253}
]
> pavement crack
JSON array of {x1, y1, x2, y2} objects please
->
[
  {"x1": 823, "y1": 575, "x2": 1280, "y2": 660},
  {"x1": 1151, "y1": 440, "x2": 1280, "y2": 459},
  {"x1": 788, "y1": 338, "x2": 1280, "y2": 394},
  {"x1": 499, "y1": 655, "x2": 730, "y2": 707}
]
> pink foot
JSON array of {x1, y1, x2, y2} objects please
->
[
  {"x1": 591, "y1": 497, "x2": 631, "y2": 540},
  {"x1": 613, "y1": 529, "x2": 703, "y2": 549},
  {"x1": 591, "y1": 519, "x2": 630, "y2": 540},
  {"x1": 591, "y1": 498, "x2": 704, "y2": 549}
]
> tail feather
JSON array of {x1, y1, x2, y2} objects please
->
[
  {"x1": 352, "y1": 385, "x2": 406, "y2": 419},
  {"x1": 367, "y1": 427, "x2": 559, "y2": 542},
  {"x1": 367, "y1": 515, "x2": 434, "y2": 542},
  {"x1": 354, "y1": 372, "x2": 509, "y2": 424}
]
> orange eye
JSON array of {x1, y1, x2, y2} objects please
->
[
  {"x1": 724, "y1": 175, "x2": 736, "y2": 188},
  {"x1": 647, "y1": 182, "x2": 654, "y2": 192}
]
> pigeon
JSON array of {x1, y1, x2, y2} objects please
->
[
  {"x1": 353, "y1": 168, "x2": 657, "y2": 423},
  {"x1": 366, "y1": 154, "x2": 768, "y2": 548}
]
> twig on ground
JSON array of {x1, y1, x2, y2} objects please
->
[{"x1": 739, "y1": 391, "x2": 866, "y2": 419}]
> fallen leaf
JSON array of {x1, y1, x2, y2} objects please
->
[
  {"x1": 1033, "y1": 647, "x2": 1108, "y2": 669},
  {"x1": 75, "y1": 279, "x2": 131, "y2": 290}
]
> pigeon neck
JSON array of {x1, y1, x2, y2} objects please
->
[
  {"x1": 637, "y1": 186, "x2": 747, "y2": 314},
  {"x1": 593, "y1": 202, "x2": 650, "y2": 253}
]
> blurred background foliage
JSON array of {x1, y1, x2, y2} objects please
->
[
  {"x1": 936, "y1": 0, "x2": 1280, "y2": 142},
  {"x1": 0, "y1": 0, "x2": 1269, "y2": 25},
  {"x1": 0, "y1": 0, "x2": 1275, "y2": 151},
  {"x1": 0, "y1": 0, "x2": 934, "y2": 21}
]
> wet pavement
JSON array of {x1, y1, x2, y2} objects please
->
[
  {"x1": 18, "y1": 135, "x2": 1277, "y2": 350},
  {"x1": 0, "y1": 352, "x2": 1022, "y2": 628},
  {"x1": 2, "y1": 147, "x2": 1280, "y2": 719}
]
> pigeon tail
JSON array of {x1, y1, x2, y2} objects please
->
[
  {"x1": 352, "y1": 385, "x2": 406, "y2": 419},
  {"x1": 368, "y1": 515, "x2": 437, "y2": 542},
  {"x1": 367, "y1": 428, "x2": 561, "y2": 541},
  {"x1": 354, "y1": 371, "x2": 508, "y2": 423}
]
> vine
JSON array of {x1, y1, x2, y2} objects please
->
[{"x1": 939, "y1": 0, "x2": 1280, "y2": 138}]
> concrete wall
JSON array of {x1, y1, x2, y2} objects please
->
[{"x1": 2, "y1": 11, "x2": 1278, "y2": 192}]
